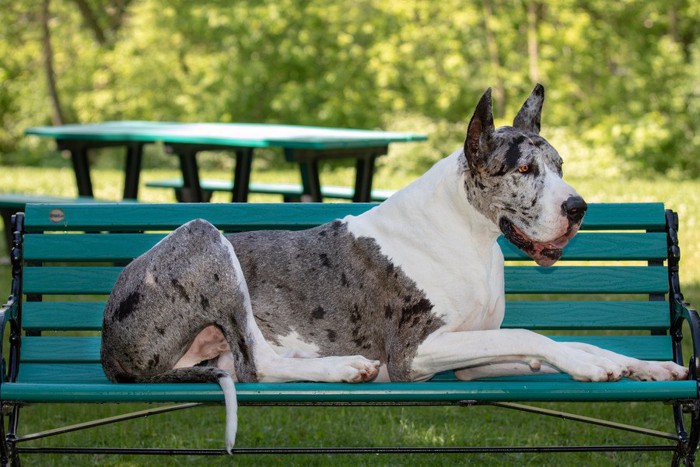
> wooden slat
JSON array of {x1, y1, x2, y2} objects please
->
[
  {"x1": 22, "y1": 300, "x2": 670, "y2": 332},
  {"x1": 6, "y1": 375, "x2": 698, "y2": 403},
  {"x1": 23, "y1": 203, "x2": 376, "y2": 232},
  {"x1": 502, "y1": 301, "x2": 669, "y2": 330},
  {"x1": 23, "y1": 265, "x2": 669, "y2": 296},
  {"x1": 23, "y1": 202, "x2": 666, "y2": 232},
  {"x1": 499, "y1": 233, "x2": 667, "y2": 262},
  {"x1": 504, "y1": 266, "x2": 668, "y2": 294},
  {"x1": 23, "y1": 232, "x2": 668, "y2": 262},
  {"x1": 23, "y1": 302, "x2": 104, "y2": 331},
  {"x1": 20, "y1": 335, "x2": 673, "y2": 364}
]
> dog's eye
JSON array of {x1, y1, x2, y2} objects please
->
[{"x1": 518, "y1": 165, "x2": 530, "y2": 174}]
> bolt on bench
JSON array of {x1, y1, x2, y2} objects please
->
[{"x1": 1, "y1": 202, "x2": 698, "y2": 465}]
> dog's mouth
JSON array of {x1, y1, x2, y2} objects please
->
[{"x1": 499, "y1": 218, "x2": 580, "y2": 267}]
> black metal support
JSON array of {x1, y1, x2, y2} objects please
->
[
  {"x1": 14, "y1": 444, "x2": 679, "y2": 457},
  {"x1": 171, "y1": 146, "x2": 204, "y2": 203},
  {"x1": 123, "y1": 143, "x2": 145, "y2": 200},
  {"x1": 666, "y1": 209, "x2": 700, "y2": 466},
  {"x1": 232, "y1": 148, "x2": 254, "y2": 203},
  {"x1": 297, "y1": 160, "x2": 322, "y2": 202},
  {"x1": 0, "y1": 213, "x2": 24, "y2": 467},
  {"x1": 286, "y1": 146, "x2": 387, "y2": 203},
  {"x1": 68, "y1": 145, "x2": 93, "y2": 197},
  {"x1": 57, "y1": 140, "x2": 148, "y2": 200}
]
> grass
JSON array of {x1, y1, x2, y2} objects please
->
[{"x1": 0, "y1": 162, "x2": 699, "y2": 466}]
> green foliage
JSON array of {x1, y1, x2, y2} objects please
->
[{"x1": 2, "y1": 0, "x2": 700, "y2": 176}]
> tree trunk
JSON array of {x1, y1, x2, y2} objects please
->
[
  {"x1": 482, "y1": 0, "x2": 506, "y2": 118},
  {"x1": 41, "y1": 0, "x2": 65, "y2": 126},
  {"x1": 527, "y1": 1, "x2": 540, "y2": 84}
]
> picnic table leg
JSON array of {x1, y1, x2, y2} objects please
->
[
  {"x1": 298, "y1": 159, "x2": 323, "y2": 202},
  {"x1": 123, "y1": 142, "x2": 144, "y2": 200},
  {"x1": 170, "y1": 146, "x2": 205, "y2": 203},
  {"x1": 353, "y1": 155, "x2": 377, "y2": 203},
  {"x1": 231, "y1": 148, "x2": 254, "y2": 203},
  {"x1": 60, "y1": 142, "x2": 94, "y2": 197}
]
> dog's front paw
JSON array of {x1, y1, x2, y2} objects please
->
[
  {"x1": 336, "y1": 356, "x2": 381, "y2": 383},
  {"x1": 567, "y1": 355, "x2": 626, "y2": 382},
  {"x1": 627, "y1": 361, "x2": 688, "y2": 381}
]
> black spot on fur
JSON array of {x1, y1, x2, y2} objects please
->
[
  {"x1": 200, "y1": 295, "x2": 210, "y2": 310},
  {"x1": 341, "y1": 272, "x2": 349, "y2": 287},
  {"x1": 312, "y1": 306, "x2": 326, "y2": 319},
  {"x1": 384, "y1": 305, "x2": 393, "y2": 319},
  {"x1": 326, "y1": 329, "x2": 337, "y2": 342},
  {"x1": 148, "y1": 354, "x2": 160, "y2": 369},
  {"x1": 350, "y1": 305, "x2": 361, "y2": 323},
  {"x1": 213, "y1": 273, "x2": 220, "y2": 282},
  {"x1": 238, "y1": 336, "x2": 251, "y2": 365},
  {"x1": 171, "y1": 278, "x2": 190, "y2": 302},
  {"x1": 504, "y1": 135, "x2": 526, "y2": 170},
  {"x1": 319, "y1": 253, "x2": 331, "y2": 268},
  {"x1": 157, "y1": 327, "x2": 166, "y2": 335},
  {"x1": 112, "y1": 291, "x2": 141, "y2": 322},
  {"x1": 399, "y1": 298, "x2": 434, "y2": 328}
]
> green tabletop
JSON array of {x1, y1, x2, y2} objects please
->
[{"x1": 25, "y1": 121, "x2": 427, "y2": 149}]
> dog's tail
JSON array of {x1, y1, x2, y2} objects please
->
[{"x1": 136, "y1": 367, "x2": 238, "y2": 453}]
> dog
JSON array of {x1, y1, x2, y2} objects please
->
[{"x1": 101, "y1": 85, "x2": 688, "y2": 452}]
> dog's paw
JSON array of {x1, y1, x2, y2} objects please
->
[
  {"x1": 335, "y1": 356, "x2": 381, "y2": 383},
  {"x1": 567, "y1": 354, "x2": 626, "y2": 382},
  {"x1": 627, "y1": 360, "x2": 688, "y2": 381}
]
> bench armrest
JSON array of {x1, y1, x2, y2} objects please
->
[
  {"x1": 674, "y1": 299, "x2": 700, "y2": 380},
  {"x1": 1, "y1": 212, "x2": 24, "y2": 384},
  {"x1": 0, "y1": 297, "x2": 18, "y2": 383}
]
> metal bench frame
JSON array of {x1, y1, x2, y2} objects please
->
[{"x1": 1, "y1": 203, "x2": 699, "y2": 465}]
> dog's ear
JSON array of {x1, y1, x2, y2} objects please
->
[
  {"x1": 513, "y1": 84, "x2": 544, "y2": 134},
  {"x1": 464, "y1": 88, "x2": 495, "y2": 171}
]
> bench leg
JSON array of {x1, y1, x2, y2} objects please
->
[
  {"x1": 672, "y1": 401, "x2": 700, "y2": 466},
  {"x1": 0, "y1": 209, "x2": 12, "y2": 257}
]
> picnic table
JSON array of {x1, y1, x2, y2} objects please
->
[{"x1": 24, "y1": 122, "x2": 427, "y2": 202}]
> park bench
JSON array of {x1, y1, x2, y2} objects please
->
[
  {"x1": 0, "y1": 202, "x2": 698, "y2": 465},
  {"x1": 145, "y1": 178, "x2": 395, "y2": 202}
]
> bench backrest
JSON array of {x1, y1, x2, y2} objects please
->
[{"x1": 12, "y1": 202, "x2": 679, "y2": 378}]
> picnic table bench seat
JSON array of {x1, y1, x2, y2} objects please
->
[
  {"x1": 145, "y1": 178, "x2": 395, "y2": 202},
  {"x1": 0, "y1": 202, "x2": 698, "y2": 465}
]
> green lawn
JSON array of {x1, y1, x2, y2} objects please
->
[{"x1": 0, "y1": 165, "x2": 698, "y2": 466}]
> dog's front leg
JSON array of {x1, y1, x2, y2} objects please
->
[{"x1": 410, "y1": 329, "x2": 628, "y2": 382}]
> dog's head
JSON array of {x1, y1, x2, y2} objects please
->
[{"x1": 460, "y1": 85, "x2": 586, "y2": 267}]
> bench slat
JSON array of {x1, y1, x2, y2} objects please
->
[
  {"x1": 23, "y1": 203, "x2": 666, "y2": 232},
  {"x1": 6, "y1": 374, "x2": 695, "y2": 404},
  {"x1": 22, "y1": 265, "x2": 669, "y2": 295},
  {"x1": 23, "y1": 232, "x2": 668, "y2": 262},
  {"x1": 22, "y1": 301, "x2": 670, "y2": 331},
  {"x1": 20, "y1": 335, "x2": 674, "y2": 364}
]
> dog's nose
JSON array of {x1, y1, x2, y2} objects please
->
[{"x1": 562, "y1": 196, "x2": 587, "y2": 223}]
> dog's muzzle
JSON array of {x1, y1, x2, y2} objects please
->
[{"x1": 500, "y1": 196, "x2": 587, "y2": 267}]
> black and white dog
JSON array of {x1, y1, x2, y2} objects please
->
[{"x1": 101, "y1": 85, "x2": 687, "y2": 451}]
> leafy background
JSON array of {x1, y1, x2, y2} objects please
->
[{"x1": 2, "y1": 0, "x2": 700, "y2": 178}]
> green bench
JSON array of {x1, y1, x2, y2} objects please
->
[
  {"x1": 145, "y1": 178, "x2": 395, "y2": 202},
  {"x1": 1, "y1": 202, "x2": 699, "y2": 464}
]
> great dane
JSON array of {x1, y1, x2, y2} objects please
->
[{"x1": 101, "y1": 85, "x2": 688, "y2": 451}]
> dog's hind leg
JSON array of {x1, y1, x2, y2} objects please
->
[{"x1": 215, "y1": 228, "x2": 382, "y2": 384}]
